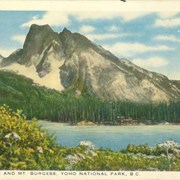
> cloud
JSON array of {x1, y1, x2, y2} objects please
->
[
  {"x1": 103, "y1": 42, "x2": 174, "y2": 57},
  {"x1": 11, "y1": 35, "x2": 26, "y2": 45},
  {"x1": 109, "y1": 25, "x2": 118, "y2": 32},
  {"x1": 154, "y1": 17, "x2": 180, "y2": 28},
  {"x1": 76, "y1": 12, "x2": 150, "y2": 22},
  {"x1": 154, "y1": 12, "x2": 180, "y2": 28},
  {"x1": 21, "y1": 11, "x2": 151, "y2": 28},
  {"x1": 166, "y1": 71, "x2": 180, "y2": 80},
  {"x1": 86, "y1": 33, "x2": 124, "y2": 41},
  {"x1": 32, "y1": 15, "x2": 39, "y2": 20},
  {"x1": 22, "y1": 11, "x2": 69, "y2": 27},
  {"x1": 158, "y1": 12, "x2": 179, "y2": 19},
  {"x1": 154, "y1": 35, "x2": 180, "y2": 43},
  {"x1": 132, "y1": 57, "x2": 168, "y2": 69},
  {"x1": 0, "y1": 48, "x2": 16, "y2": 57},
  {"x1": 80, "y1": 25, "x2": 95, "y2": 33}
]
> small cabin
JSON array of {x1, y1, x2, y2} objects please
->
[{"x1": 119, "y1": 118, "x2": 139, "y2": 125}]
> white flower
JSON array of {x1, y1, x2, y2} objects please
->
[
  {"x1": 157, "y1": 140, "x2": 179, "y2": 170},
  {"x1": 37, "y1": 146, "x2": 43, "y2": 153},
  {"x1": 84, "y1": 149, "x2": 97, "y2": 157},
  {"x1": 158, "y1": 140, "x2": 179, "y2": 150},
  {"x1": 89, "y1": 150, "x2": 97, "y2": 157},
  {"x1": 161, "y1": 154, "x2": 166, "y2": 157},
  {"x1": 147, "y1": 155, "x2": 156, "y2": 159},
  {"x1": 12, "y1": 132, "x2": 21, "y2": 140},
  {"x1": 76, "y1": 153, "x2": 86, "y2": 159},
  {"x1": 173, "y1": 149, "x2": 180, "y2": 156},
  {"x1": 78, "y1": 141, "x2": 95, "y2": 150},
  {"x1": 4, "y1": 132, "x2": 21, "y2": 140},
  {"x1": 66, "y1": 155, "x2": 79, "y2": 164},
  {"x1": 4, "y1": 133, "x2": 12, "y2": 139}
]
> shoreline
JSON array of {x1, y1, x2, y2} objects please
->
[{"x1": 37, "y1": 120, "x2": 179, "y2": 126}]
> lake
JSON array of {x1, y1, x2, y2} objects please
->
[{"x1": 39, "y1": 121, "x2": 180, "y2": 151}]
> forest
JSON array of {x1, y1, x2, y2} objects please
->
[{"x1": 0, "y1": 71, "x2": 180, "y2": 124}]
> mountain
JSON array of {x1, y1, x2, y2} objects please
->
[
  {"x1": 0, "y1": 54, "x2": 3, "y2": 63},
  {"x1": 0, "y1": 24, "x2": 180, "y2": 103}
]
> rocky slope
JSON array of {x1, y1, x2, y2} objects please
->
[{"x1": 0, "y1": 24, "x2": 180, "y2": 103}]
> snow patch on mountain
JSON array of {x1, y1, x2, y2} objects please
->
[{"x1": 0, "y1": 58, "x2": 64, "y2": 91}]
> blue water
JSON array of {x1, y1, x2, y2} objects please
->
[{"x1": 39, "y1": 121, "x2": 180, "y2": 151}]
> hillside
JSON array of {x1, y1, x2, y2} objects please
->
[
  {"x1": 0, "y1": 70, "x2": 65, "y2": 120},
  {"x1": 0, "y1": 70, "x2": 179, "y2": 124}
]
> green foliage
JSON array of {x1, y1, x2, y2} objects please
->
[
  {"x1": 127, "y1": 144, "x2": 155, "y2": 155},
  {"x1": 73, "y1": 144, "x2": 180, "y2": 171},
  {"x1": 74, "y1": 150, "x2": 164, "y2": 171},
  {"x1": 0, "y1": 105, "x2": 67, "y2": 170}
]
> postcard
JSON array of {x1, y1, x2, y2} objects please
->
[{"x1": 0, "y1": 1, "x2": 180, "y2": 179}]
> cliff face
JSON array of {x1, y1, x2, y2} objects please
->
[
  {"x1": 0, "y1": 24, "x2": 180, "y2": 103},
  {"x1": 0, "y1": 54, "x2": 4, "y2": 63}
]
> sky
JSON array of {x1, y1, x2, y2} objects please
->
[{"x1": 0, "y1": 11, "x2": 180, "y2": 80}]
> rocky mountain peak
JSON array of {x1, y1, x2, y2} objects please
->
[
  {"x1": 29, "y1": 24, "x2": 52, "y2": 32},
  {"x1": 0, "y1": 24, "x2": 180, "y2": 103},
  {"x1": 24, "y1": 24, "x2": 55, "y2": 44},
  {"x1": 61, "y1": 27, "x2": 72, "y2": 34},
  {"x1": 59, "y1": 27, "x2": 96, "y2": 54},
  {"x1": 23, "y1": 24, "x2": 59, "y2": 51}
]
